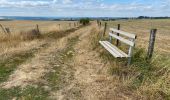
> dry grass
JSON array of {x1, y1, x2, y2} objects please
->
[
  {"x1": 96, "y1": 19, "x2": 170, "y2": 99},
  {"x1": 0, "y1": 21, "x2": 86, "y2": 99},
  {"x1": 102, "y1": 19, "x2": 170, "y2": 54},
  {"x1": 20, "y1": 29, "x2": 41, "y2": 40},
  {"x1": 0, "y1": 20, "x2": 80, "y2": 49},
  {"x1": 0, "y1": 20, "x2": 169, "y2": 99},
  {"x1": 0, "y1": 20, "x2": 79, "y2": 42},
  {"x1": 0, "y1": 21, "x2": 80, "y2": 87},
  {"x1": 0, "y1": 20, "x2": 78, "y2": 34}
]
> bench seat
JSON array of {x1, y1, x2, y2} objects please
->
[{"x1": 99, "y1": 41, "x2": 129, "y2": 58}]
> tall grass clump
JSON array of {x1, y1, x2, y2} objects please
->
[
  {"x1": 129, "y1": 49, "x2": 170, "y2": 99},
  {"x1": 89, "y1": 27, "x2": 103, "y2": 50},
  {"x1": 20, "y1": 29, "x2": 41, "y2": 40}
]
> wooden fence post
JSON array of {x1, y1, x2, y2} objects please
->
[
  {"x1": 147, "y1": 29, "x2": 157, "y2": 59},
  {"x1": 99, "y1": 22, "x2": 102, "y2": 28},
  {"x1": 116, "y1": 24, "x2": 120, "y2": 46},
  {"x1": 103, "y1": 22, "x2": 107, "y2": 36},
  {"x1": 36, "y1": 24, "x2": 40, "y2": 33},
  {"x1": 58, "y1": 24, "x2": 60, "y2": 29},
  {"x1": 97, "y1": 20, "x2": 100, "y2": 26},
  {"x1": 69, "y1": 23, "x2": 71, "y2": 28},
  {"x1": 0, "y1": 24, "x2": 7, "y2": 34},
  {"x1": 74, "y1": 23, "x2": 76, "y2": 27},
  {"x1": 5, "y1": 28, "x2": 11, "y2": 35}
]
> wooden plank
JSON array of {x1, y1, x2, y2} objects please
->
[
  {"x1": 99, "y1": 41, "x2": 120, "y2": 58},
  {"x1": 102, "y1": 41, "x2": 123, "y2": 57},
  {"x1": 103, "y1": 41, "x2": 128, "y2": 57},
  {"x1": 110, "y1": 28, "x2": 136, "y2": 39},
  {"x1": 109, "y1": 33, "x2": 135, "y2": 47}
]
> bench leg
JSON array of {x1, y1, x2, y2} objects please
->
[
  {"x1": 109, "y1": 36, "x2": 112, "y2": 43},
  {"x1": 127, "y1": 39, "x2": 135, "y2": 66},
  {"x1": 128, "y1": 57, "x2": 132, "y2": 66}
]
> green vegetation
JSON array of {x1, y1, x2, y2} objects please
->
[
  {"x1": 0, "y1": 86, "x2": 49, "y2": 100},
  {"x1": 0, "y1": 50, "x2": 37, "y2": 83},
  {"x1": 80, "y1": 18, "x2": 90, "y2": 25}
]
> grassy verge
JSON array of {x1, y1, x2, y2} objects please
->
[{"x1": 90, "y1": 26, "x2": 170, "y2": 99}]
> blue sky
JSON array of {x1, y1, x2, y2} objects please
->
[{"x1": 0, "y1": 0, "x2": 169, "y2": 17}]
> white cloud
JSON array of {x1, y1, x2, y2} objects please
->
[
  {"x1": 0, "y1": 0, "x2": 169, "y2": 17},
  {"x1": 62, "y1": 0, "x2": 72, "y2": 4},
  {"x1": 0, "y1": 0, "x2": 50, "y2": 7}
]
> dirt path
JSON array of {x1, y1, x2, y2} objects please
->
[
  {"x1": 0, "y1": 26, "x2": 85, "y2": 89},
  {"x1": 48, "y1": 24, "x2": 126, "y2": 100},
  {"x1": 51, "y1": 24, "x2": 138, "y2": 100}
]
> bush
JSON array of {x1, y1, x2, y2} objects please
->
[{"x1": 80, "y1": 18, "x2": 90, "y2": 25}]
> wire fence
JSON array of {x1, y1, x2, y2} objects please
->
[
  {"x1": 99, "y1": 19, "x2": 170, "y2": 54},
  {"x1": 0, "y1": 21, "x2": 80, "y2": 35}
]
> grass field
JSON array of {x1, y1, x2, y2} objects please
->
[
  {"x1": 102, "y1": 19, "x2": 170, "y2": 54},
  {"x1": 100, "y1": 19, "x2": 170, "y2": 99},
  {"x1": 0, "y1": 20, "x2": 169, "y2": 100},
  {"x1": 0, "y1": 20, "x2": 78, "y2": 34}
]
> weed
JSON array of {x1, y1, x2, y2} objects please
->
[
  {"x1": 0, "y1": 86, "x2": 49, "y2": 100},
  {"x1": 0, "y1": 43, "x2": 48, "y2": 83}
]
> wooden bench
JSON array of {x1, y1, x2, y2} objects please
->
[{"x1": 99, "y1": 28, "x2": 137, "y2": 65}]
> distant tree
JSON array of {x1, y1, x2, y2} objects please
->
[{"x1": 80, "y1": 18, "x2": 90, "y2": 25}]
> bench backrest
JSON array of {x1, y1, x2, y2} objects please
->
[{"x1": 109, "y1": 28, "x2": 137, "y2": 47}]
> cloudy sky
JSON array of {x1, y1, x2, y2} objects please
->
[{"x1": 0, "y1": 0, "x2": 169, "y2": 17}]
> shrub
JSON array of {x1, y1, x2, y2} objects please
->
[
  {"x1": 80, "y1": 18, "x2": 90, "y2": 25},
  {"x1": 20, "y1": 29, "x2": 41, "y2": 40}
]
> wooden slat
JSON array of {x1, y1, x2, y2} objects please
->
[
  {"x1": 110, "y1": 28, "x2": 136, "y2": 39},
  {"x1": 103, "y1": 41, "x2": 128, "y2": 57},
  {"x1": 109, "y1": 33, "x2": 135, "y2": 47},
  {"x1": 102, "y1": 41, "x2": 124, "y2": 57},
  {"x1": 99, "y1": 41, "x2": 120, "y2": 58}
]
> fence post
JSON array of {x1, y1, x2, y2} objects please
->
[
  {"x1": 74, "y1": 23, "x2": 76, "y2": 27},
  {"x1": 99, "y1": 22, "x2": 102, "y2": 28},
  {"x1": 58, "y1": 24, "x2": 60, "y2": 29},
  {"x1": 69, "y1": 23, "x2": 71, "y2": 28},
  {"x1": 103, "y1": 22, "x2": 107, "y2": 37},
  {"x1": 116, "y1": 24, "x2": 120, "y2": 46},
  {"x1": 36, "y1": 24, "x2": 40, "y2": 33},
  {"x1": 147, "y1": 29, "x2": 157, "y2": 60},
  {"x1": 5, "y1": 28, "x2": 11, "y2": 35},
  {"x1": 97, "y1": 20, "x2": 100, "y2": 26},
  {"x1": 0, "y1": 24, "x2": 7, "y2": 34}
]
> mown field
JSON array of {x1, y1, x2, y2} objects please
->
[{"x1": 0, "y1": 20, "x2": 169, "y2": 100}]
